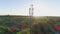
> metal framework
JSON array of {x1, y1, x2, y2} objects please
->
[{"x1": 29, "y1": 4, "x2": 34, "y2": 34}]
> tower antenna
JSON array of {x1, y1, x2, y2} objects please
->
[
  {"x1": 29, "y1": 4, "x2": 34, "y2": 16},
  {"x1": 29, "y1": 4, "x2": 34, "y2": 34}
]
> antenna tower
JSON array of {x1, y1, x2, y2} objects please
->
[{"x1": 29, "y1": 4, "x2": 34, "y2": 34}]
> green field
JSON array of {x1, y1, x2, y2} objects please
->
[{"x1": 0, "y1": 15, "x2": 60, "y2": 34}]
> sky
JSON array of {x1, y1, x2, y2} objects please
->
[{"x1": 0, "y1": 0, "x2": 60, "y2": 16}]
